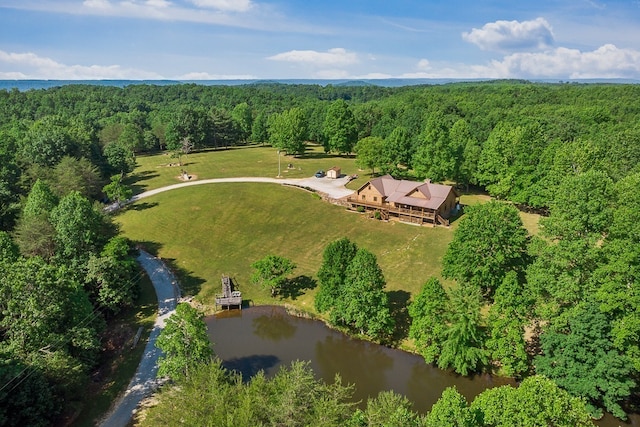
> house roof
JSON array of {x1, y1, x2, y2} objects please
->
[
  {"x1": 361, "y1": 175, "x2": 455, "y2": 211},
  {"x1": 328, "y1": 166, "x2": 341, "y2": 172}
]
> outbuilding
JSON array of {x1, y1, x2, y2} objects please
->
[{"x1": 327, "y1": 166, "x2": 341, "y2": 179}]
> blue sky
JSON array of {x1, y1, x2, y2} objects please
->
[{"x1": 0, "y1": 0, "x2": 639, "y2": 80}]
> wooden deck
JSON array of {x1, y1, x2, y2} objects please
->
[
  {"x1": 347, "y1": 198, "x2": 447, "y2": 226},
  {"x1": 215, "y1": 275, "x2": 242, "y2": 310}
]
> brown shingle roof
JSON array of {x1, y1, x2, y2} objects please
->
[{"x1": 364, "y1": 175, "x2": 454, "y2": 211}]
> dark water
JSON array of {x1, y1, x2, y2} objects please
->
[
  {"x1": 206, "y1": 306, "x2": 513, "y2": 413},
  {"x1": 206, "y1": 306, "x2": 640, "y2": 426}
]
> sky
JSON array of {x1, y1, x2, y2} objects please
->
[{"x1": 0, "y1": 0, "x2": 639, "y2": 80}]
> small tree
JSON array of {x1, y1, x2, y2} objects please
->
[
  {"x1": 156, "y1": 303, "x2": 213, "y2": 380},
  {"x1": 251, "y1": 254, "x2": 296, "y2": 297},
  {"x1": 102, "y1": 174, "x2": 133, "y2": 206}
]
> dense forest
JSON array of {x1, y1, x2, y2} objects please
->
[{"x1": 1, "y1": 81, "x2": 640, "y2": 425}]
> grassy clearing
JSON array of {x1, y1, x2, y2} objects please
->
[
  {"x1": 71, "y1": 274, "x2": 157, "y2": 427},
  {"x1": 115, "y1": 182, "x2": 453, "y2": 313},
  {"x1": 128, "y1": 144, "x2": 371, "y2": 195}
]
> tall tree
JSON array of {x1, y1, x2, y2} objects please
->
[
  {"x1": 354, "y1": 136, "x2": 384, "y2": 175},
  {"x1": 442, "y1": 201, "x2": 529, "y2": 299},
  {"x1": 424, "y1": 386, "x2": 476, "y2": 427},
  {"x1": 268, "y1": 108, "x2": 308, "y2": 155},
  {"x1": 408, "y1": 277, "x2": 449, "y2": 364},
  {"x1": 315, "y1": 237, "x2": 358, "y2": 313},
  {"x1": 381, "y1": 126, "x2": 413, "y2": 174},
  {"x1": 469, "y1": 375, "x2": 593, "y2": 426},
  {"x1": 232, "y1": 102, "x2": 253, "y2": 143},
  {"x1": 323, "y1": 99, "x2": 358, "y2": 154},
  {"x1": 332, "y1": 248, "x2": 394, "y2": 340},
  {"x1": 437, "y1": 285, "x2": 487, "y2": 376},
  {"x1": 535, "y1": 303, "x2": 634, "y2": 419},
  {"x1": 412, "y1": 111, "x2": 454, "y2": 181},
  {"x1": 156, "y1": 303, "x2": 213, "y2": 380},
  {"x1": 50, "y1": 191, "x2": 112, "y2": 267}
]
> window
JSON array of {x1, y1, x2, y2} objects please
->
[
  {"x1": 373, "y1": 196, "x2": 378, "y2": 202},
  {"x1": 361, "y1": 195, "x2": 366, "y2": 200}
]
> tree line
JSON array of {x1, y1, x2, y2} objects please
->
[{"x1": 1, "y1": 80, "x2": 639, "y2": 423}]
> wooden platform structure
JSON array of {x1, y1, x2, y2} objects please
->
[{"x1": 215, "y1": 275, "x2": 242, "y2": 310}]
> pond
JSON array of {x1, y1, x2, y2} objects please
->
[{"x1": 205, "y1": 306, "x2": 638, "y2": 426}]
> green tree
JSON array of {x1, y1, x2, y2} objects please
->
[
  {"x1": 352, "y1": 390, "x2": 422, "y2": 427},
  {"x1": 438, "y1": 285, "x2": 487, "y2": 376},
  {"x1": 354, "y1": 136, "x2": 384, "y2": 175},
  {"x1": 86, "y1": 236, "x2": 139, "y2": 314},
  {"x1": 408, "y1": 277, "x2": 449, "y2": 363},
  {"x1": 250, "y1": 111, "x2": 269, "y2": 143},
  {"x1": 381, "y1": 126, "x2": 412, "y2": 173},
  {"x1": 156, "y1": 303, "x2": 213, "y2": 380},
  {"x1": 485, "y1": 272, "x2": 530, "y2": 377},
  {"x1": 251, "y1": 254, "x2": 296, "y2": 297},
  {"x1": 232, "y1": 102, "x2": 253, "y2": 142},
  {"x1": 0, "y1": 231, "x2": 19, "y2": 262},
  {"x1": 332, "y1": 248, "x2": 394, "y2": 340},
  {"x1": 268, "y1": 108, "x2": 308, "y2": 155},
  {"x1": 14, "y1": 179, "x2": 58, "y2": 259},
  {"x1": 470, "y1": 375, "x2": 593, "y2": 426},
  {"x1": 102, "y1": 174, "x2": 133, "y2": 206},
  {"x1": 50, "y1": 156, "x2": 102, "y2": 199},
  {"x1": 103, "y1": 141, "x2": 136, "y2": 175},
  {"x1": 315, "y1": 237, "x2": 358, "y2": 313},
  {"x1": 165, "y1": 107, "x2": 211, "y2": 150},
  {"x1": 0, "y1": 358, "x2": 58, "y2": 427},
  {"x1": 412, "y1": 111, "x2": 454, "y2": 181},
  {"x1": 50, "y1": 191, "x2": 112, "y2": 267},
  {"x1": 535, "y1": 303, "x2": 633, "y2": 419},
  {"x1": 424, "y1": 386, "x2": 477, "y2": 427},
  {"x1": 442, "y1": 201, "x2": 529, "y2": 299},
  {"x1": 323, "y1": 99, "x2": 358, "y2": 154}
]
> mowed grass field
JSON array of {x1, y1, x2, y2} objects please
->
[
  {"x1": 127, "y1": 144, "x2": 371, "y2": 194},
  {"x1": 116, "y1": 145, "x2": 540, "y2": 315}
]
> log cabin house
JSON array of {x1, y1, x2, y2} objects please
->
[{"x1": 347, "y1": 175, "x2": 459, "y2": 226}]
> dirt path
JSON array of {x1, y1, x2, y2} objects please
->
[
  {"x1": 129, "y1": 175, "x2": 356, "y2": 203},
  {"x1": 98, "y1": 250, "x2": 180, "y2": 427}
]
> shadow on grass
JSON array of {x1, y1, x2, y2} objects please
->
[
  {"x1": 281, "y1": 275, "x2": 317, "y2": 300},
  {"x1": 222, "y1": 354, "x2": 280, "y2": 381},
  {"x1": 127, "y1": 201, "x2": 159, "y2": 211},
  {"x1": 135, "y1": 240, "x2": 163, "y2": 256},
  {"x1": 162, "y1": 258, "x2": 205, "y2": 297},
  {"x1": 125, "y1": 170, "x2": 160, "y2": 195},
  {"x1": 387, "y1": 289, "x2": 412, "y2": 345},
  {"x1": 133, "y1": 241, "x2": 204, "y2": 297}
]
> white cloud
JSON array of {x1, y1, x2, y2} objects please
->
[
  {"x1": 83, "y1": 0, "x2": 112, "y2": 9},
  {"x1": 487, "y1": 44, "x2": 640, "y2": 79},
  {"x1": 463, "y1": 17, "x2": 555, "y2": 52},
  {"x1": 417, "y1": 59, "x2": 430, "y2": 70},
  {"x1": 0, "y1": 50, "x2": 162, "y2": 79},
  {"x1": 267, "y1": 48, "x2": 359, "y2": 67},
  {"x1": 188, "y1": 0, "x2": 252, "y2": 12}
]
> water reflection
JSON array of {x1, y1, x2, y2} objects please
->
[
  {"x1": 222, "y1": 354, "x2": 280, "y2": 381},
  {"x1": 205, "y1": 306, "x2": 637, "y2": 426},
  {"x1": 315, "y1": 334, "x2": 393, "y2": 397},
  {"x1": 252, "y1": 307, "x2": 297, "y2": 341}
]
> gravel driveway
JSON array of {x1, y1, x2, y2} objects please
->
[
  {"x1": 128, "y1": 175, "x2": 355, "y2": 203},
  {"x1": 98, "y1": 250, "x2": 179, "y2": 427}
]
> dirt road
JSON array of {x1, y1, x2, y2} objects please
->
[{"x1": 98, "y1": 251, "x2": 179, "y2": 427}]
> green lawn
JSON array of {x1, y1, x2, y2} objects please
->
[
  {"x1": 115, "y1": 182, "x2": 453, "y2": 313},
  {"x1": 117, "y1": 146, "x2": 539, "y2": 315},
  {"x1": 128, "y1": 144, "x2": 370, "y2": 195}
]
